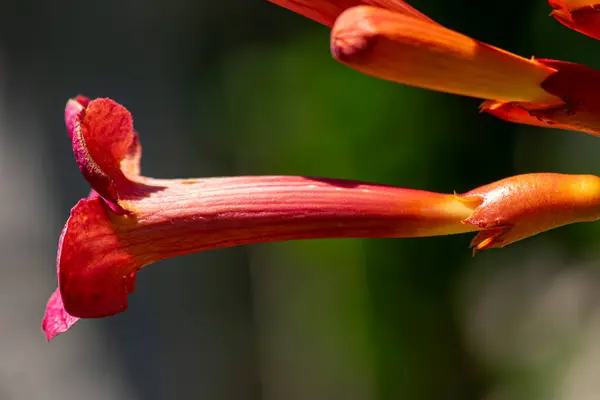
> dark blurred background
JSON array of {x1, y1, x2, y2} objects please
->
[{"x1": 2, "y1": 0, "x2": 600, "y2": 399}]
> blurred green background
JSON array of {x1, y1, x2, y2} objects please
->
[{"x1": 3, "y1": 0, "x2": 600, "y2": 399}]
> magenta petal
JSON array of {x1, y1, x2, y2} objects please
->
[
  {"x1": 42, "y1": 288, "x2": 80, "y2": 341},
  {"x1": 64, "y1": 96, "x2": 90, "y2": 140}
]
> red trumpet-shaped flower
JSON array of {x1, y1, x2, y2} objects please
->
[{"x1": 42, "y1": 97, "x2": 600, "y2": 340}]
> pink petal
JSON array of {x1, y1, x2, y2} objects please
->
[{"x1": 41, "y1": 289, "x2": 80, "y2": 341}]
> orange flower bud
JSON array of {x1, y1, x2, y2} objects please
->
[{"x1": 330, "y1": 6, "x2": 562, "y2": 105}]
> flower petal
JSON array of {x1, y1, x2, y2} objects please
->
[
  {"x1": 330, "y1": 6, "x2": 562, "y2": 104},
  {"x1": 72, "y1": 98, "x2": 142, "y2": 206},
  {"x1": 549, "y1": 0, "x2": 600, "y2": 40},
  {"x1": 41, "y1": 289, "x2": 80, "y2": 341},
  {"x1": 481, "y1": 100, "x2": 600, "y2": 136},
  {"x1": 268, "y1": 0, "x2": 434, "y2": 27},
  {"x1": 58, "y1": 197, "x2": 139, "y2": 319},
  {"x1": 480, "y1": 99, "x2": 579, "y2": 132},
  {"x1": 64, "y1": 96, "x2": 90, "y2": 140},
  {"x1": 481, "y1": 59, "x2": 600, "y2": 136}
]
